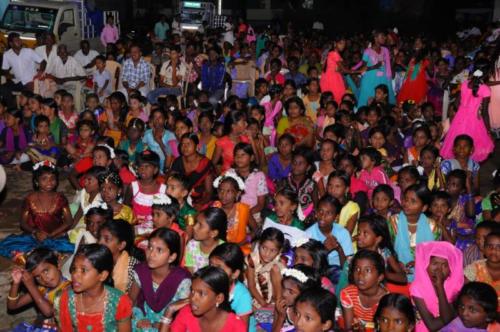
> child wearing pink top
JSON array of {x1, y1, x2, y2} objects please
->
[
  {"x1": 100, "y1": 16, "x2": 119, "y2": 47},
  {"x1": 358, "y1": 147, "x2": 390, "y2": 199}
]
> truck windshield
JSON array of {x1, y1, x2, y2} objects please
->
[{"x1": 0, "y1": 5, "x2": 56, "y2": 33}]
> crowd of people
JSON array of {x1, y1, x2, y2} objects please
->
[{"x1": 0, "y1": 12, "x2": 499, "y2": 332}]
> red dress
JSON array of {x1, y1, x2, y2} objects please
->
[
  {"x1": 397, "y1": 59, "x2": 429, "y2": 105},
  {"x1": 171, "y1": 306, "x2": 247, "y2": 332},
  {"x1": 24, "y1": 192, "x2": 70, "y2": 234},
  {"x1": 320, "y1": 50, "x2": 346, "y2": 104},
  {"x1": 216, "y1": 135, "x2": 250, "y2": 172}
]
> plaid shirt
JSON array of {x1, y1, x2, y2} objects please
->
[{"x1": 122, "y1": 57, "x2": 150, "y2": 89}]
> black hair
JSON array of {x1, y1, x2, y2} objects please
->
[
  {"x1": 456, "y1": 282, "x2": 498, "y2": 323},
  {"x1": 420, "y1": 144, "x2": 439, "y2": 159},
  {"x1": 295, "y1": 287, "x2": 337, "y2": 326},
  {"x1": 270, "y1": 58, "x2": 282, "y2": 68},
  {"x1": 34, "y1": 114, "x2": 50, "y2": 128},
  {"x1": 294, "y1": 239, "x2": 330, "y2": 277},
  {"x1": 98, "y1": 170, "x2": 122, "y2": 188},
  {"x1": 114, "y1": 149, "x2": 129, "y2": 167},
  {"x1": 320, "y1": 91, "x2": 335, "y2": 108},
  {"x1": 292, "y1": 146, "x2": 316, "y2": 177},
  {"x1": 72, "y1": 244, "x2": 114, "y2": 286},
  {"x1": 77, "y1": 119, "x2": 97, "y2": 133},
  {"x1": 148, "y1": 227, "x2": 182, "y2": 266},
  {"x1": 320, "y1": 138, "x2": 338, "y2": 154},
  {"x1": 136, "y1": 150, "x2": 160, "y2": 171},
  {"x1": 95, "y1": 54, "x2": 106, "y2": 63},
  {"x1": 85, "y1": 203, "x2": 113, "y2": 221},
  {"x1": 200, "y1": 207, "x2": 228, "y2": 241},
  {"x1": 412, "y1": 124, "x2": 431, "y2": 140},
  {"x1": 61, "y1": 92, "x2": 73, "y2": 100},
  {"x1": 404, "y1": 183, "x2": 432, "y2": 206},
  {"x1": 209, "y1": 243, "x2": 245, "y2": 276},
  {"x1": 284, "y1": 96, "x2": 306, "y2": 117},
  {"x1": 358, "y1": 214, "x2": 397, "y2": 257},
  {"x1": 259, "y1": 227, "x2": 285, "y2": 250},
  {"x1": 98, "y1": 219, "x2": 136, "y2": 256},
  {"x1": 284, "y1": 79, "x2": 297, "y2": 91},
  {"x1": 167, "y1": 171, "x2": 190, "y2": 191},
  {"x1": 7, "y1": 32, "x2": 20, "y2": 46},
  {"x1": 375, "y1": 84, "x2": 389, "y2": 96},
  {"x1": 398, "y1": 165, "x2": 422, "y2": 184},
  {"x1": 359, "y1": 147, "x2": 383, "y2": 166},
  {"x1": 41, "y1": 98, "x2": 57, "y2": 110},
  {"x1": 84, "y1": 166, "x2": 108, "y2": 181},
  {"x1": 447, "y1": 169, "x2": 467, "y2": 191},
  {"x1": 198, "y1": 111, "x2": 215, "y2": 130},
  {"x1": 223, "y1": 110, "x2": 247, "y2": 135},
  {"x1": 453, "y1": 134, "x2": 474, "y2": 148},
  {"x1": 485, "y1": 231, "x2": 500, "y2": 245},
  {"x1": 268, "y1": 84, "x2": 283, "y2": 98},
  {"x1": 317, "y1": 195, "x2": 342, "y2": 216},
  {"x1": 233, "y1": 142, "x2": 258, "y2": 169},
  {"x1": 366, "y1": 104, "x2": 382, "y2": 118},
  {"x1": 327, "y1": 170, "x2": 351, "y2": 189},
  {"x1": 368, "y1": 126, "x2": 386, "y2": 139},
  {"x1": 430, "y1": 191, "x2": 452, "y2": 208},
  {"x1": 278, "y1": 133, "x2": 295, "y2": 146},
  {"x1": 348, "y1": 249, "x2": 385, "y2": 284},
  {"x1": 469, "y1": 58, "x2": 490, "y2": 97},
  {"x1": 25, "y1": 248, "x2": 59, "y2": 272},
  {"x1": 373, "y1": 184, "x2": 394, "y2": 201},
  {"x1": 476, "y1": 220, "x2": 500, "y2": 233},
  {"x1": 337, "y1": 153, "x2": 360, "y2": 171},
  {"x1": 180, "y1": 132, "x2": 200, "y2": 148},
  {"x1": 255, "y1": 78, "x2": 268, "y2": 91},
  {"x1": 33, "y1": 164, "x2": 58, "y2": 191},
  {"x1": 283, "y1": 264, "x2": 320, "y2": 291},
  {"x1": 93, "y1": 144, "x2": 113, "y2": 160},
  {"x1": 152, "y1": 195, "x2": 180, "y2": 217},
  {"x1": 192, "y1": 266, "x2": 232, "y2": 312},
  {"x1": 5, "y1": 108, "x2": 23, "y2": 124},
  {"x1": 175, "y1": 116, "x2": 193, "y2": 131},
  {"x1": 374, "y1": 294, "x2": 416, "y2": 330}
]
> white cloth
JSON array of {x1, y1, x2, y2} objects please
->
[
  {"x1": 35, "y1": 45, "x2": 58, "y2": 71},
  {"x1": 312, "y1": 21, "x2": 324, "y2": 30},
  {"x1": 2, "y1": 48, "x2": 43, "y2": 85},
  {"x1": 74, "y1": 49, "x2": 100, "y2": 68},
  {"x1": 159, "y1": 60, "x2": 187, "y2": 86},
  {"x1": 223, "y1": 22, "x2": 234, "y2": 45},
  {"x1": 93, "y1": 68, "x2": 112, "y2": 96},
  {"x1": 47, "y1": 56, "x2": 86, "y2": 79}
]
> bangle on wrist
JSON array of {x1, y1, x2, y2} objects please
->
[
  {"x1": 8, "y1": 294, "x2": 19, "y2": 301},
  {"x1": 160, "y1": 316, "x2": 172, "y2": 325}
]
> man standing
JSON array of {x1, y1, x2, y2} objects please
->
[
  {"x1": 74, "y1": 40, "x2": 100, "y2": 74},
  {"x1": 154, "y1": 15, "x2": 170, "y2": 42},
  {"x1": 121, "y1": 45, "x2": 151, "y2": 97},
  {"x1": 1, "y1": 33, "x2": 44, "y2": 107}
]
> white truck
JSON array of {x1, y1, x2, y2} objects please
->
[
  {"x1": 176, "y1": 1, "x2": 225, "y2": 32},
  {"x1": 0, "y1": 0, "x2": 118, "y2": 52}
]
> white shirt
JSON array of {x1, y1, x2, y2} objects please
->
[
  {"x1": 159, "y1": 60, "x2": 186, "y2": 86},
  {"x1": 2, "y1": 48, "x2": 43, "y2": 85},
  {"x1": 47, "y1": 56, "x2": 86, "y2": 79},
  {"x1": 35, "y1": 44, "x2": 58, "y2": 70},
  {"x1": 93, "y1": 68, "x2": 111, "y2": 93},
  {"x1": 74, "y1": 49, "x2": 100, "y2": 68},
  {"x1": 223, "y1": 22, "x2": 234, "y2": 45}
]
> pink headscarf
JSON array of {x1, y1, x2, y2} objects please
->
[{"x1": 410, "y1": 241, "x2": 464, "y2": 331}]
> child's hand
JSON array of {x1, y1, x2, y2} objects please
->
[
  {"x1": 11, "y1": 267, "x2": 23, "y2": 285},
  {"x1": 275, "y1": 298, "x2": 287, "y2": 317},
  {"x1": 465, "y1": 171, "x2": 473, "y2": 193},
  {"x1": 33, "y1": 230, "x2": 49, "y2": 242},
  {"x1": 165, "y1": 298, "x2": 190, "y2": 317},
  {"x1": 21, "y1": 270, "x2": 35, "y2": 287},
  {"x1": 136, "y1": 320, "x2": 152, "y2": 329},
  {"x1": 324, "y1": 234, "x2": 340, "y2": 252}
]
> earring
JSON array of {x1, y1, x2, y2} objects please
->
[{"x1": 216, "y1": 302, "x2": 219, "y2": 308}]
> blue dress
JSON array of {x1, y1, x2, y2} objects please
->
[{"x1": 357, "y1": 47, "x2": 395, "y2": 107}]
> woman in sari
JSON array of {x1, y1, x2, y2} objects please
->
[
  {"x1": 358, "y1": 31, "x2": 395, "y2": 106},
  {"x1": 170, "y1": 133, "x2": 214, "y2": 210},
  {"x1": 276, "y1": 96, "x2": 314, "y2": 149},
  {"x1": 397, "y1": 49, "x2": 430, "y2": 105}
]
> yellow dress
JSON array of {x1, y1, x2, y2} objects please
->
[
  {"x1": 114, "y1": 205, "x2": 134, "y2": 224},
  {"x1": 338, "y1": 200, "x2": 360, "y2": 249}
]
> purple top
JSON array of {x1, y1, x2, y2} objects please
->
[
  {"x1": 268, "y1": 153, "x2": 291, "y2": 182},
  {"x1": 441, "y1": 317, "x2": 487, "y2": 332}
]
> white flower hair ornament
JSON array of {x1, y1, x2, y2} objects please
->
[
  {"x1": 213, "y1": 170, "x2": 245, "y2": 191},
  {"x1": 282, "y1": 268, "x2": 309, "y2": 283},
  {"x1": 473, "y1": 70, "x2": 483, "y2": 78},
  {"x1": 84, "y1": 201, "x2": 108, "y2": 214},
  {"x1": 98, "y1": 144, "x2": 116, "y2": 159},
  {"x1": 153, "y1": 193, "x2": 172, "y2": 206},
  {"x1": 33, "y1": 160, "x2": 56, "y2": 171},
  {"x1": 293, "y1": 237, "x2": 310, "y2": 248}
]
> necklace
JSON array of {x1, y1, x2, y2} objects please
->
[{"x1": 79, "y1": 289, "x2": 107, "y2": 331}]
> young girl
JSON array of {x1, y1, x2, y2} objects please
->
[
  {"x1": 306, "y1": 195, "x2": 354, "y2": 273},
  {"x1": 125, "y1": 93, "x2": 149, "y2": 126},
  {"x1": 41, "y1": 98, "x2": 67, "y2": 147},
  {"x1": 268, "y1": 133, "x2": 294, "y2": 183},
  {"x1": 442, "y1": 282, "x2": 498, "y2": 332},
  {"x1": 8, "y1": 248, "x2": 71, "y2": 330},
  {"x1": 440, "y1": 59, "x2": 494, "y2": 163},
  {"x1": 420, "y1": 145, "x2": 445, "y2": 191},
  {"x1": 277, "y1": 96, "x2": 315, "y2": 148},
  {"x1": 58, "y1": 93, "x2": 78, "y2": 142},
  {"x1": 0, "y1": 161, "x2": 74, "y2": 258},
  {"x1": 170, "y1": 117, "x2": 194, "y2": 159},
  {"x1": 159, "y1": 266, "x2": 247, "y2": 332},
  {"x1": 66, "y1": 119, "x2": 96, "y2": 165},
  {"x1": 55, "y1": 244, "x2": 132, "y2": 331},
  {"x1": 320, "y1": 37, "x2": 348, "y2": 105},
  {"x1": 482, "y1": 170, "x2": 500, "y2": 221},
  {"x1": 119, "y1": 118, "x2": 145, "y2": 164},
  {"x1": 213, "y1": 172, "x2": 256, "y2": 255},
  {"x1": 212, "y1": 110, "x2": 250, "y2": 173},
  {"x1": 358, "y1": 147, "x2": 390, "y2": 199},
  {"x1": 327, "y1": 170, "x2": 360, "y2": 236},
  {"x1": 0, "y1": 109, "x2": 29, "y2": 166},
  {"x1": 129, "y1": 228, "x2": 191, "y2": 331},
  {"x1": 125, "y1": 150, "x2": 166, "y2": 236},
  {"x1": 389, "y1": 184, "x2": 440, "y2": 281},
  {"x1": 293, "y1": 287, "x2": 337, "y2": 332},
  {"x1": 340, "y1": 250, "x2": 388, "y2": 332},
  {"x1": 464, "y1": 231, "x2": 500, "y2": 305},
  {"x1": 246, "y1": 228, "x2": 285, "y2": 324},
  {"x1": 209, "y1": 243, "x2": 256, "y2": 332},
  {"x1": 371, "y1": 184, "x2": 396, "y2": 221},
  {"x1": 404, "y1": 125, "x2": 431, "y2": 165},
  {"x1": 197, "y1": 111, "x2": 217, "y2": 159},
  {"x1": 184, "y1": 207, "x2": 227, "y2": 273},
  {"x1": 261, "y1": 84, "x2": 283, "y2": 148},
  {"x1": 316, "y1": 100, "x2": 338, "y2": 140},
  {"x1": 396, "y1": 165, "x2": 421, "y2": 203},
  {"x1": 278, "y1": 146, "x2": 318, "y2": 221},
  {"x1": 99, "y1": 170, "x2": 134, "y2": 223},
  {"x1": 98, "y1": 91, "x2": 127, "y2": 146},
  {"x1": 445, "y1": 169, "x2": 476, "y2": 251},
  {"x1": 98, "y1": 220, "x2": 140, "y2": 293},
  {"x1": 303, "y1": 78, "x2": 321, "y2": 122},
  {"x1": 165, "y1": 172, "x2": 197, "y2": 235},
  {"x1": 410, "y1": 241, "x2": 464, "y2": 332},
  {"x1": 231, "y1": 142, "x2": 268, "y2": 221},
  {"x1": 441, "y1": 135, "x2": 480, "y2": 195},
  {"x1": 313, "y1": 139, "x2": 337, "y2": 196},
  {"x1": 27, "y1": 115, "x2": 59, "y2": 164},
  {"x1": 337, "y1": 153, "x2": 369, "y2": 197},
  {"x1": 374, "y1": 293, "x2": 416, "y2": 332}
]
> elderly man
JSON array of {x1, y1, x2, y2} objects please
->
[
  {"x1": 120, "y1": 44, "x2": 151, "y2": 97},
  {"x1": 0, "y1": 32, "x2": 45, "y2": 107},
  {"x1": 74, "y1": 40, "x2": 100, "y2": 75},
  {"x1": 45, "y1": 44, "x2": 87, "y2": 110}
]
